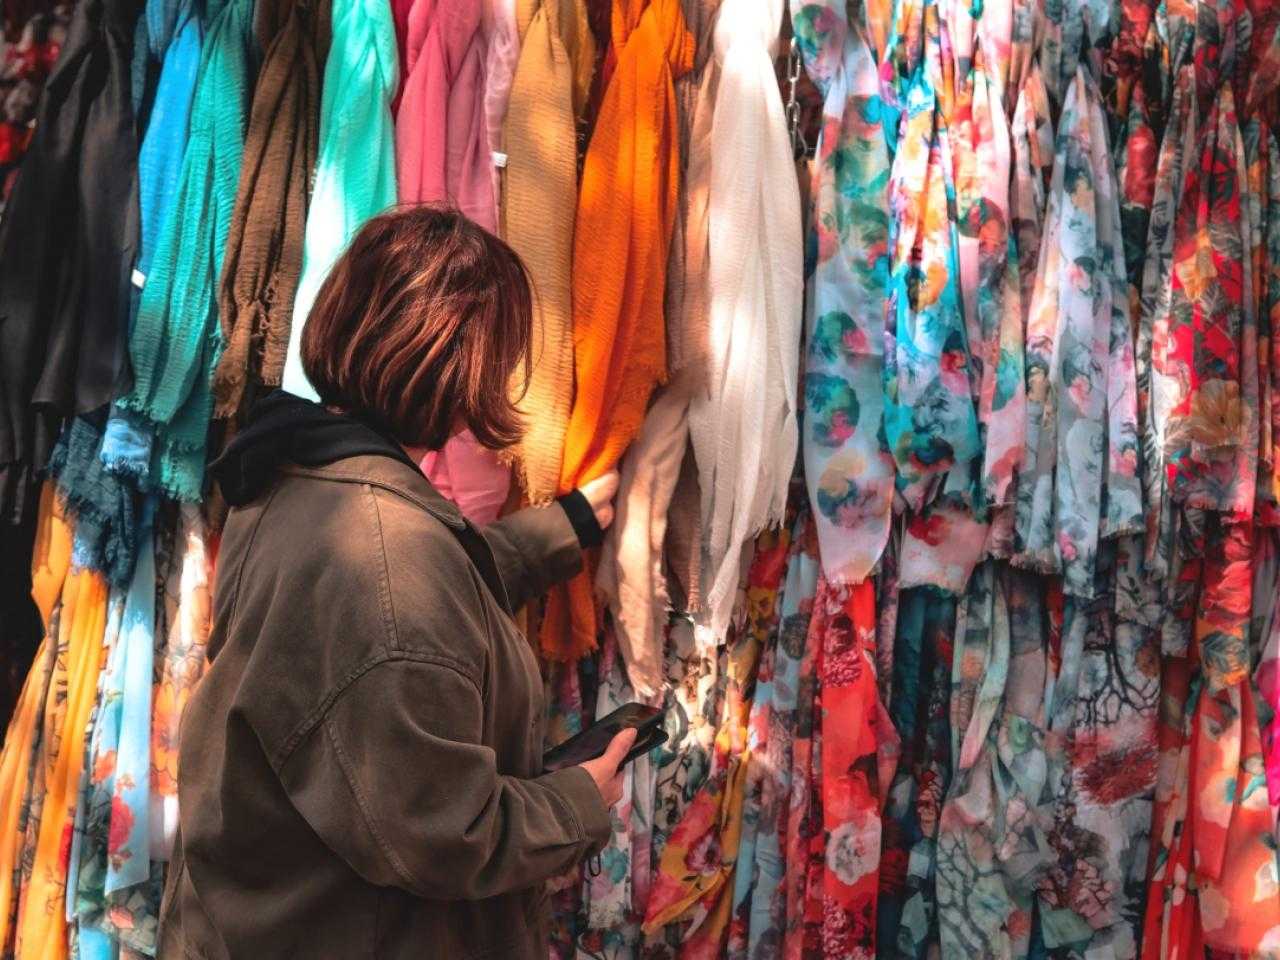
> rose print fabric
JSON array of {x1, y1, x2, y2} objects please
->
[
  {"x1": 734, "y1": 519, "x2": 821, "y2": 957},
  {"x1": 643, "y1": 525, "x2": 789, "y2": 955}
]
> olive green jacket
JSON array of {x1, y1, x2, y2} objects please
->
[{"x1": 158, "y1": 453, "x2": 609, "y2": 959}]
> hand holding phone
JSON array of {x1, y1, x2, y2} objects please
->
[
  {"x1": 543, "y1": 703, "x2": 668, "y2": 776},
  {"x1": 579, "y1": 729, "x2": 636, "y2": 807}
]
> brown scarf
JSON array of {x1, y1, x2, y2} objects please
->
[{"x1": 212, "y1": 0, "x2": 331, "y2": 425}]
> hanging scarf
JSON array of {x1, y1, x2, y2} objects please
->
[
  {"x1": 664, "y1": 0, "x2": 720, "y2": 382},
  {"x1": 537, "y1": 0, "x2": 693, "y2": 661},
  {"x1": 597, "y1": 382, "x2": 691, "y2": 699},
  {"x1": 118, "y1": 0, "x2": 256, "y2": 503},
  {"x1": 576, "y1": 635, "x2": 659, "y2": 953},
  {"x1": 12, "y1": 541, "x2": 111, "y2": 959},
  {"x1": 149, "y1": 503, "x2": 212, "y2": 856},
  {"x1": 880, "y1": 0, "x2": 991, "y2": 597},
  {"x1": 47, "y1": 0, "x2": 200, "y2": 586},
  {"x1": 47, "y1": 414, "x2": 139, "y2": 589},
  {"x1": 737, "y1": 528, "x2": 820, "y2": 955},
  {"x1": 99, "y1": 0, "x2": 203, "y2": 488},
  {"x1": 687, "y1": 0, "x2": 801, "y2": 644},
  {"x1": 1012, "y1": 60, "x2": 1143, "y2": 596},
  {"x1": 212, "y1": 0, "x2": 331, "y2": 427},
  {"x1": 69, "y1": 501, "x2": 157, "y2": 956},
  {"x1": 396, "y1": 0, "x2": 508, "y2": 516},
  {"x1": 280, "y1": 0, "x2": 398, "y2": 401},
  {"x1": 503, "y1": 0, "x2": 595, "y2": 503},
  {"x1": 1163, "y1": 7, "x2": 1258, "y2": 521},
  {"x1": 794, "y1": 0, "x2": 894, "y2": 587},
  {"x1": 643, "y1": 525, "x2": 788, "y2": 953},
  {"x1": 483, "y1": 0, "x2": 520, "y2": 214},
  {"x1": 0, "y1": 484, "x2": 70, "y2": 955},
  {"x1": 396, "y1": 0, "x2": 494, "y2": 229},
  {"x1": 1135, "y1": 24, "x2": 1195, "y2": 581},
  {"x1": 0, "y1": 0, "x2": 142, "y2": 528},
  {"x1": 934, "y1": 562, "x2": 1052, "y2": 959},
  {"x1": 610, "y1": 0, "x2": 718, "y2": 638}
]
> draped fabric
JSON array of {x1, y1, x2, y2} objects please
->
[
  {"x1": 733, "y1": 524, "x2": 820, "y2": 955},
  {"x1": 10, "y1": 548, "x2": 110, "y2": 959},
  {"x1": 0, "y1": 0, "x2": 140, "y2": 732},
  {"x1": 482, "y1": 0, "x2": 519, "y2": 212},
  {"x1": 394, "y1": 0, "x2": 507, "y2": 519},
  {"x1": 663, "y1": 0, "x2": 718, "y2": 382},
  {"x1": 47, "y1": 414, "x2": 139, "y2": 588},
  {"x1": 794, "y1": 0, "x2": 893, "y2": 587},
  {"x1": 0, "y1": 0, "x2": 141, "y2": 527},
  {"x1": 934, "y1": 561, "x2": 1052, "y2": 958},
  {"x1": 148, "y1": 504, "x2": 211, "y2": 859},
  {"x1": 643, "y1": 526, "x2": 789, "y2": 954},
  {"x1": 0, "y1": 485, "x2": 69, "y2": 955},
  {"x1": 396, "y1": 0, "x2": 493, "y2": 229},
  {"x1": 503, "y1": 0, "x2": 595, "y2": 504},
  {"x1": 598, "y1": 0, "x2": 717, "y2": 684},
  {"x1": 879, "y1": 0, "x2": 991, "y2": 599},
  {"x1": 212, "y1": 0, "x2": 330, "y2": 427},
  {"x1": 537, "y1": 0, "x2": 693, "y2": 661},
  {"x1": 69, "y1": 503, "x2": 158, "y2": 956},
  {"x1": 686, "y1": 0, "x2": 801, "y2": 645},
  {"x1": 46, "y1": 0, "x2": 198, "y2": 594},
  {"x1": 280, "y1": 0, "x2": 398, "y2": 401},
  {"x1": 597, "y1": 383, "x2": 691, "y2": 699},
  {"x1": 117, "y1": 0, "x2": 255, "y2": 503},
  {"x1": 1011, "y1": 51, "x2": 1143, "y2": 596},
  {"x1": 96, "y1": 0, "x2": 201, "y2": 488}
]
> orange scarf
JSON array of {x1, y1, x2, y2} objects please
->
[{"x1": 538, "y1": 0, "x2": 693, "y2": 660}]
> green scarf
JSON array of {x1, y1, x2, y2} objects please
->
[{"x1": 120, "y1": 0, "x2": 257, "y2": 501}]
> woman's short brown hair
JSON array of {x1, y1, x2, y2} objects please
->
[{"x1": 300, "y1": 205, "x2": 532, "y2": 450}]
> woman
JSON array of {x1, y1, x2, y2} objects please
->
[{"x1": 158, "y1": 206, "x2": 634, "y2": 959}]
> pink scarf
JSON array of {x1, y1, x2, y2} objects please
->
[{"x1": 396, "y1": 0, "x2": 496, "y2": 231}]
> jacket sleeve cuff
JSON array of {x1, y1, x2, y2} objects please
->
[
  {"x1": 555, "y1": 490, "x2": 604, "y2": 549},
  {"x1": 540, "y1": 766, "x2": 612, "y2": 855}
]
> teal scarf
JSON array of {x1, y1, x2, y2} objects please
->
[
  {"x1": 120, "y1": 0, "x2": 257, "y2": 501},
  {"x1": 279, "y1": 0, "x2": 398, "y2": 401}
]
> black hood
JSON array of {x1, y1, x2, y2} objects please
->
[{"x1": 210, "y1": 391, "x2": 421, "y2": 506}]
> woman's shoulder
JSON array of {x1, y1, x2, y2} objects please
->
[{"x1": 221, "y1": 469, "x2": 497, "y2": 699}]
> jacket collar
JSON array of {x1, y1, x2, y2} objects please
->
[
  {"x1": 282, "y1": 454, "x2": 468, "y2": 531},
  {"x1": 211, "y1": 391, "x2": 468, "y2": 533}
]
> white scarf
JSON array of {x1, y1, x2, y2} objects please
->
[{"x1": 687, "y1": 0, "x2": 801, "y2": 642}]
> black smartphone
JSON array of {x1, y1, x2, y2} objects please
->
[{"x1": 542, "y1": 703, "x2": 668, "y2": 773}]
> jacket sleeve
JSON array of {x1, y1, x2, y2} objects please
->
[
  {"x1": 275, "y1": 657, "x2": 611, "y2": 901},
  {"x1": 480, "y1": 503, "x2": 584, "y2": 611}
]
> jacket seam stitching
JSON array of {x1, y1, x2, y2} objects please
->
[
  {"x1": 223, "y1": 486, "x2": 280, "y2": 642},
  {"x1": 366, "y1": 487, "x2": 400, "y2": 651},
  {"x1": 281, "y1": 466, "x2": 465, "y2": 528},
  {"x1": 547, "y1": 773, "x2": 587, "y2": 842},
  {"x1": 322, "y1": 714, "x2": 421, "y2": 891},
  {"x1": 272, "y1": 652, "x2": 482, "y2": 768}
]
